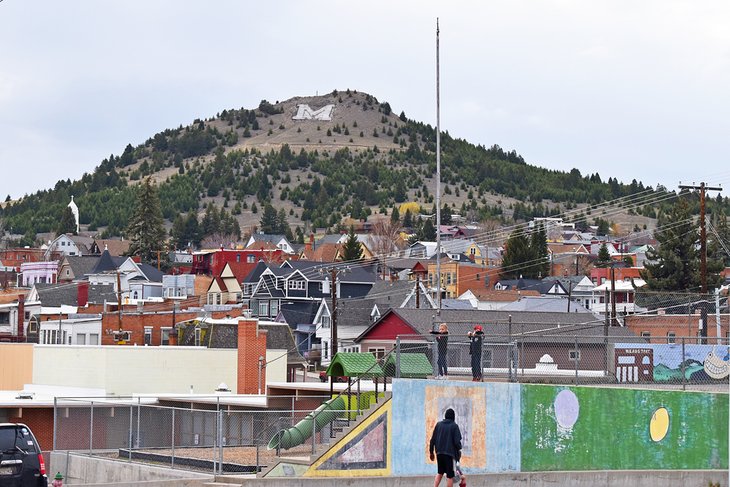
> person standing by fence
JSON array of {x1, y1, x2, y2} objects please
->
[
  {"x1": 468, "y1": 324, "x2": 484, "y2": 381},
  {"x1": 431, "y1": 323, "x2": 449, "y2": 379}
]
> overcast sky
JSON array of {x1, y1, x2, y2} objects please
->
[{"x1": 1, "y1": 1, "x2": 729, "y2": 200}]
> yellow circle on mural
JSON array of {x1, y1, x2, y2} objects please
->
[{"x1": 649, "y1": 407, "x2": 669, "y2": 442}]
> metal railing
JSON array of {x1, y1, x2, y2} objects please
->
[{"x1": 393, "y1": 333, "x2": 730, "y2": 390}]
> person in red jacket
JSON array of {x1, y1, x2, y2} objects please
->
[{"x1": 429, "y1": 408, "x2": 462, "y2": 487}]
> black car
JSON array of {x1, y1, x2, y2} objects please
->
[{"x1": 0, "y1": 423, "x2": 48, "y2": 487}]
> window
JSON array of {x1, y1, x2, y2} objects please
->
[
  {"x1": 89, "y1": 334, "x2": 99, "y2": 345},
  {"x1": 259, "y1": 301, "x2": 269, "y2": 317},
  {"x1": 369, "y1": 347, "x2": 386, "y2": 359},
  {"x1": 247, "y1": 255, "x2": 255, "y2": 263},
  {"x1": 641, "y1": 331, "x2": 651, "y2": 342},
  {"x1": 236, "y1": 254, "x2": 241, "y2": 262},
  {"x1": 667, "y1": 332, "x2": 676, "y2": 344},
  {"x1": 76, "y1": 334, "x2": 86, "y2": 345},
  {"x1": 194, "y1": 327, "x2": 201, "y2": 347},
  {"x1": 569, "y1": 350, "x2": 581, "y2": 361},
  {"x1": 270, "y1": 300, "x2": 279, "y2": 317},
  {"x1": 321, "y1": 315, "x2": 331, "y2": 329},
  {"x1": 144, "y1": 327, "x2": 152, "y2": 346},
  {"x1": 288, "y1": 280, "x2": 305, "y2": 290},
  {"x1": 161, "y1": 328, "x2": 171, "y2": 346},
  {"x1": 0, "y1": 312, "x2": 9, "y2": 325},
  {"x1": 24, "y1": 311, "x2": 30, "y2": 320}
]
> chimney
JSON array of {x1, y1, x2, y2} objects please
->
[
  {"x1": 17, "y1": 295, "x2": 25, "y2": 340},
  {"x1": 77, "y1": 281, "x2": 89, "y2": 307},
  {"x1": 237, "y1": 318, "x2": 268, "y2": 394},
  {"x1": 304, "y1": 234, "x2": 314, "y2": 254}
]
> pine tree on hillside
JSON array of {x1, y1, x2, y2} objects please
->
[
  {"x1": 341, "y1": 226, "x2": 363, "y2": 262},
  {"x1": 56, "y1": 206, "x2": 77, "y2": 236},
  {"x1": 530, "y1": 223, "x2": 550, "y2": 278},
  {"x1": 259, "y1": 203, "x2": 279, "y2": 234},
  {"x1": 127, "y1": 178, "x2": 166, "y2": 263}
]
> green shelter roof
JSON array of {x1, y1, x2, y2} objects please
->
[
  {"x1": 384, "y1": 353, "x2": 433, "y2": 378},
  {"x1": 325, "y1": 352, "x2": 384, "y2": 378}
]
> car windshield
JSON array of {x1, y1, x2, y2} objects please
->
[{"x1": 0, "y1": 427, "x2": 25, "y2": 452}]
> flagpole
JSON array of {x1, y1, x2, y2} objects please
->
[{"x1": 435, "y1": 18, "x2": 442, "y2": 313}]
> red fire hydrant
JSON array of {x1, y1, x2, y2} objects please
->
[{"x1": 52, "y1": 472, "x2": 63, "y2": 487}]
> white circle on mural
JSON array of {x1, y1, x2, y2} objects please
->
[{"x1": 554, "y1": 389, "x2": 580, "y2": 430}]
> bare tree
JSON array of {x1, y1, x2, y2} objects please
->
[{"x1": 200, "y1": 232, "x2": 240, "y2": 250}]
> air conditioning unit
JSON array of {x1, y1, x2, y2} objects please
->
[{"x1": 113, "y1": 331, "x2": 132, "y2": 343}]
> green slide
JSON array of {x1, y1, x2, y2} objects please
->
[{"x1": 267, "y1": 396, "x2": 346, "y2": 450}]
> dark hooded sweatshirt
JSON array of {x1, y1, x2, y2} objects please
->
[{"x1": 429, "y1": 409, "x2": 462, "y2": 460}]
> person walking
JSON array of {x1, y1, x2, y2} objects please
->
[
  {"x1": 430, "y1": 323, "x2": 449, "y2": 379},
  {"x1": 468, "y1": 325, "x2": 484, "y2": 381},
  {"x1": 429, "y1": 407, "x2": 463, "y2": 487}
]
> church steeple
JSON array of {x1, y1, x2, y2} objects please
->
[{"x1": 68, "y1": 196, "x2": 80, "y2": 234}]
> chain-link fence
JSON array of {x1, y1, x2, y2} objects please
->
[
  {"x1": 393, "y1": 333, "x2": 730, "y2": 390},
  {"x1": 52, "y1": 395, "x2": 356, "y2": 474}
]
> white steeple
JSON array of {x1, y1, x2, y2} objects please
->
[{"x1": 68, "y1": 196, "x2": 80, "y2": 234}]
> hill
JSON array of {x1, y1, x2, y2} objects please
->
[{"x1": 1, "y1": 89, "x2": 721, "y2": 246}]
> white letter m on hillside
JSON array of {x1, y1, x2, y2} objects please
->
[{"x1": 292, "y1": 104, "x2": 335, "y2": 121}]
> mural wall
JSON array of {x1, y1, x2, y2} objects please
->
[
  {"x1": 615, "y1": 343, "x2": 730, "y2": 383},
  {"x1": 305, "y1": 400, "x2": 392, "y2": 477},
  {"x1": 297, "y1": 379, "x2": 727, "y2": 477},
  {"x1": 391, "y1": 380, "x2": 521, "y2": 475},
  {"x1": 521, "y1": 385, "x2": 728, "y2": 471}
]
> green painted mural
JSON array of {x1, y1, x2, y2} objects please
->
[{"x1": 521, "y1": 385, "x2": 728, "y2": 471}]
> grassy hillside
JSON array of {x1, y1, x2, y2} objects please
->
[{"x1": 2, "y1": 89, "x2": 723, "y2": 244}]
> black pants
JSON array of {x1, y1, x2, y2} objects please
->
[{"x1": 471, "y1": 352, "x2": 482, "y2": 379}]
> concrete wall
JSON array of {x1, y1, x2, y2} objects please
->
[
  {"x1": 0, "y1": 343, "x2": 34, "y2": 389},
  {"x1": 49, "y1": 451, "x2": 213, "y2": 486},
  {"x1": 387, "y1": 379, "x2": 727, "y2": 476},
  {"x1": 33, "y1": 345, "x2": 237, "y2": 395},
  {"x1": 48, "y1": 452, "x2": 730, "y2": 486}
]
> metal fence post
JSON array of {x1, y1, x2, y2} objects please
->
[
  {"x1": 136, "y1": 398, "x2": 141, "y2": 449},
  {"x1": 681, "y1": 338, "x2": 687, "y2": 391},
  {"x1": 395, "y1": 336, "x2": 401, "y2": 379},
  {"x1": 311, "y1": 409, "x2": 317, "y2": 455},
  {"x1": 171, "y1": 408, "x2": 175, "y2": 469},
  {"x1": 53, "y1": 397, "x2": 58, "y2": 451},
  {"x1": 128, "y1": 404, "x2": 133, "y2": 461},
  {"x1": 89, "y1": 401, "x2": 94, "y2": 455},
  {"x1": 218, "y1": 408, "x2": 224, "y2": 474},
  {"x1": 574, "y1": 336, "x2": 579, "y2": 386},
  {"x1": 508, "y1": 316, "x2": 514, "y2": 382}
]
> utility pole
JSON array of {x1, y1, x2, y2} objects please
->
[
  {"x1": 415, "y1": 273, "x2": 421, "y2": 309},
  {"x1": 435, "y1": 18, "x2": 442, "y2": 313},
  {"x1": 116, "y1": 270, "x2": 123, "y2": 334},
  {"x1": 321, "y1": 266, "x2": 350, "y2": 361},
  {"x1": 679, "y1": 182, "x2": 722, "y2": 342}
]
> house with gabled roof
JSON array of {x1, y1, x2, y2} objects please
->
[
  {"x1": 86, "y1": 249, "x2": 164, "y2": 301},
  {"x1": 246, "y1": 233, "x2": 295, "y2": 254},
  {"x1": 205, "y1": 261, "x2": 258, "y2": 305},
  {"x1": 90, "y1": 239, "x2": 131, "y2": 256},
  {"x1": 58, "y1": 255, "x2": 100, "y2": 282}
]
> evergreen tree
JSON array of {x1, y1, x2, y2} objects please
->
[
  {"x1": 170, "y1": 214, "x2": 186, "y2": 249},
  {"x1": 201, "y1": 203, "x2": 221, "y2": 237},
  {"x1": 277, "y1": 208, "x2": 293, "y2": 240},
  {"x1": 390, "y1": 206, "x2": 400, "y2": 223},
  {"x1": 596, "y1": 243, "x2": 612, "y2": 268},
  {"x1": 641, "y1": 198, "x2": 705, "y2": 291},
  {"x1": 56, "y1": 206, "x2": 77, "y2": 236},
  {"x1": 530, "y1": 223, "x2": 550, "y2": 278},
  {"x1": 441, "y1": 204, "x2": 452, "y2": 225},
  {"x1": 402, "y1": 209, "x2": 413, "y2": 228},
  {"x1": 126, "y1": 178, "x2": 166, "y2": 263},
  {"x1": 259, "y1": 203, "x2": 279, "y2": 234},
  {"x1": 500, "y1": 230, "x2": 532, "y2": 279},
  {"x1": 419, "y1": 218, "x2": 436, "y2": 241},
  {"x1": 183, "y1": 211, "x2": 201, "y2": 248},
  {"x1": 341, "y1": 226, "x2": 363, "y2": 261}
]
